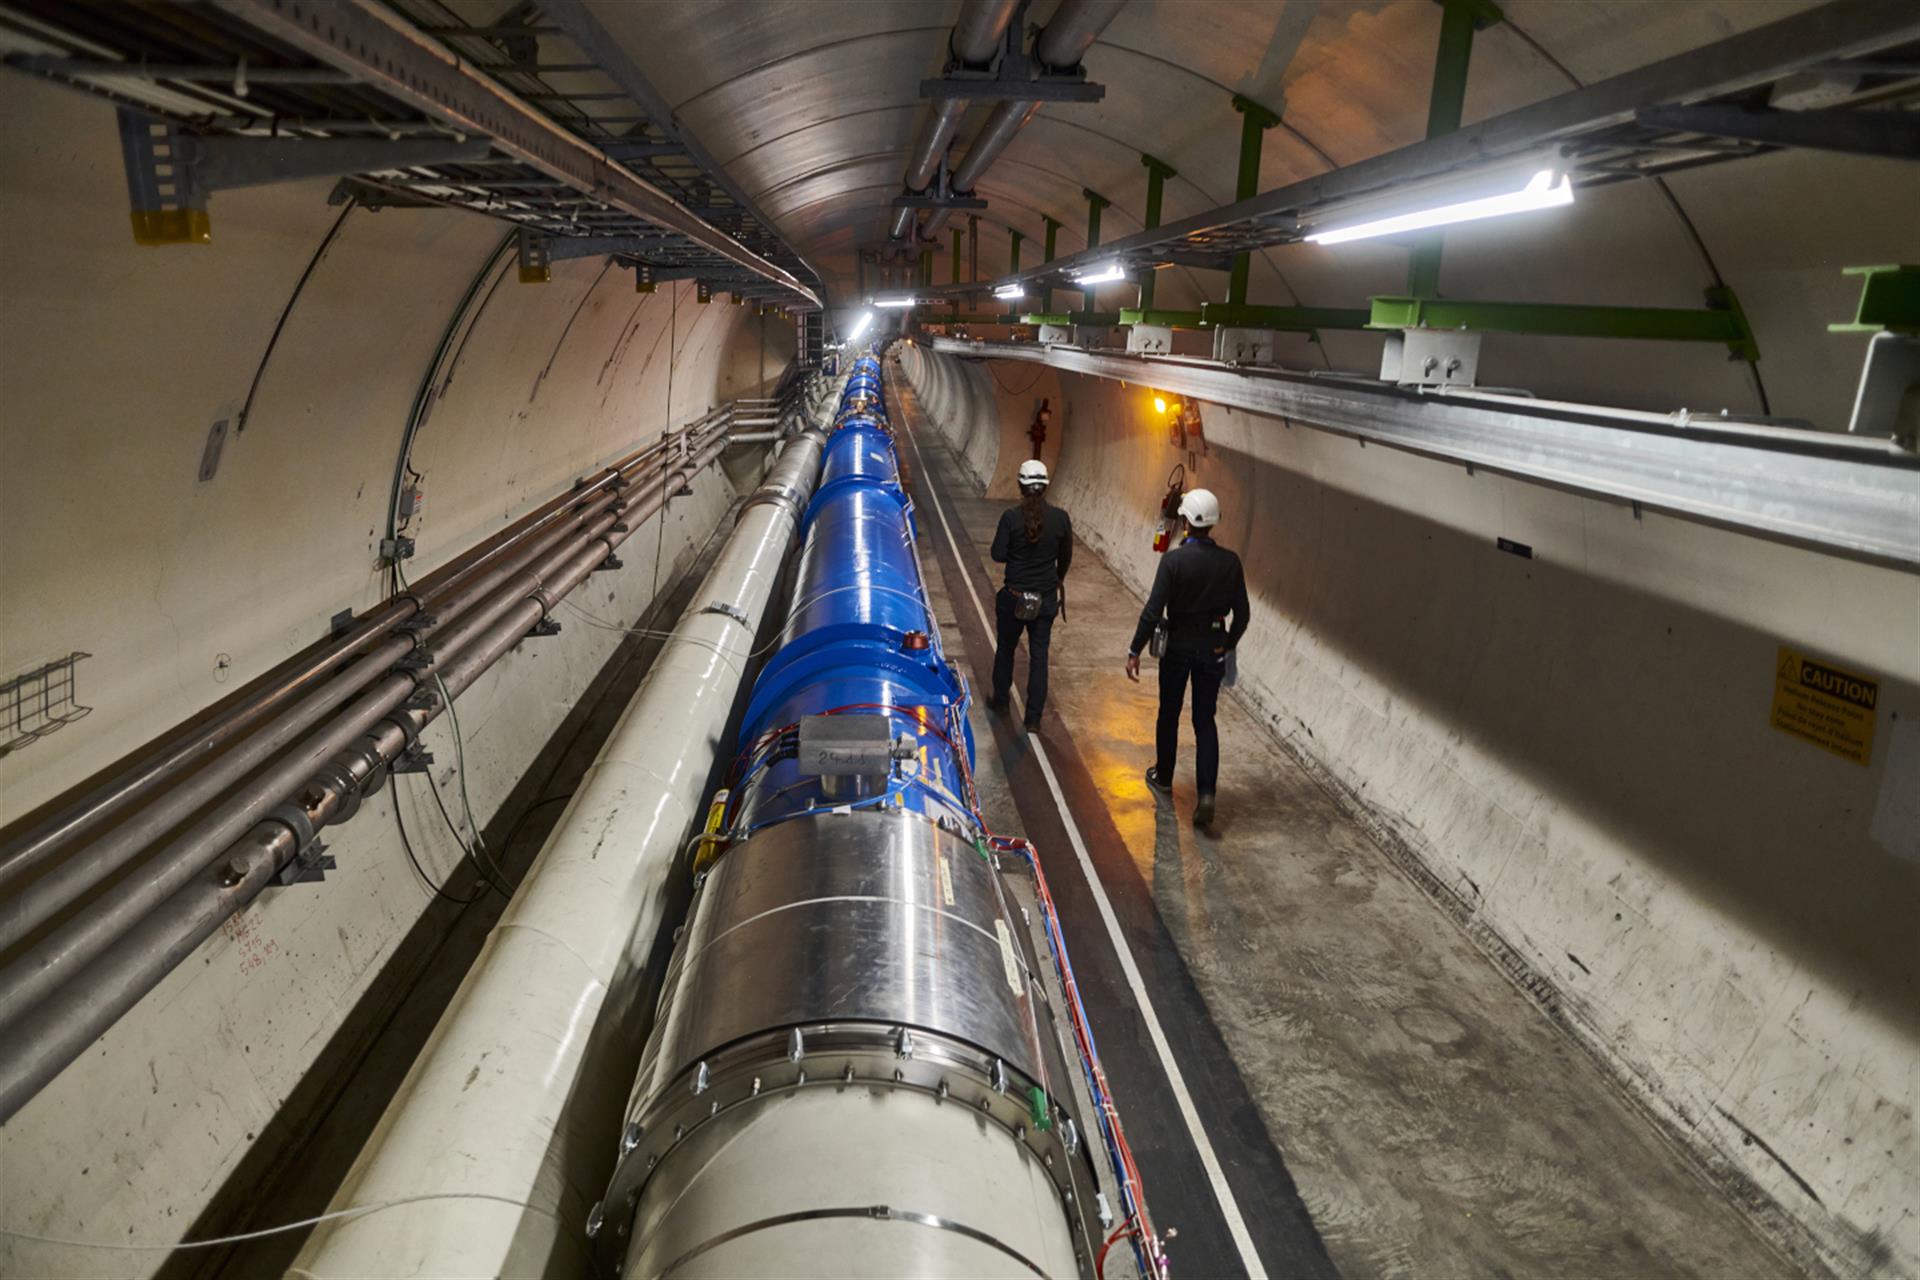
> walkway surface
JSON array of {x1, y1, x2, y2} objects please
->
[{"x1": 890, "y1": 365, "x2": 1800, "y2": 1280}]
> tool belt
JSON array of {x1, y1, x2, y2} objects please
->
[
  {"x1": 1010, "y1": 580, "x2": 1065, "y2": 622},
  {"x1": 1153, "y1": 612, "x2": 1229, "y2": 660}
]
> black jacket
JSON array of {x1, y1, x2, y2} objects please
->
[
  {"x1": 1129, "y1": 535, "x2": 1250, "y2": 656},
  {"x1": 991, "y1": 503, "x2": 1073, "y2": 593}
]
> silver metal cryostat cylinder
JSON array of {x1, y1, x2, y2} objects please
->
[{"x1": 591, "y1": 812, "x2": 1101, "y2": 1277}]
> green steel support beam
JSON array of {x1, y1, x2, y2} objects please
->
[
  {"x1": 1021, "y1": 312, "x2": 1123, "y2": 326},
  {"x1": 1118, "y1": 308, "x2": 1205, "y2": 327},
  {"x1": 1083, "y1": 188, "x2": 1110, "y2": 251},
  {"x1": 1081, "y1": 189, "x2": 1112, "y2": 314},
  {"x1": 1368, "y1": 287, "x2": 1760, "y2": 361},
  {"x1": 1138, "y1": 154, "x2": 1177, "y2": 311},
  {"x1": 1042, "y1": 215, "x2": 1061, "y2": 312},
  {"x1": 1408, "y1": 0, "x2": 1504, "y2": 297},
  {"x1": 951, "y1": 228, "x2": 963, "y2": 285},
  {"x1": 1829, "y1": 264, "x2": 1920, "y2": 334},
  {"x1": 927, "y1": 312, "x2": 1037, "y2": 325},
  {"x1": 1004, "y1": 228, "x2": 1027, "y2": 318},
  {"x1": 1227, "y1": 96, "x2": 1281, "y2": 308},
  {"x1": 919, "y1": 248, "x2": 932, "y2": 289},
  {"x1": 1200, "y1": 302, "x2": 1373, "y2": 332}
]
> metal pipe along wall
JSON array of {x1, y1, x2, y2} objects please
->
[{"x1": 0, "y1": 413, "x2": 741, "y2": 1121}]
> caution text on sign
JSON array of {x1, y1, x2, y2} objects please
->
[{"x1": 1770, "y1": 646, "x2": 1878, "y2": 766}]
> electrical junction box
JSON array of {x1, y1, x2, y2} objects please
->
[
  {"x1": 1380, "y1": 328, "x2": 1481, "y2": 387},
  {"x1": 1212, "y1": 325, "x2": 1279, "y2": 366},
  {"x1": 1037, "y1": 324, "x2": 1072, "y2": 346},
  {"x1": 1071, "y1": 324, "x2": 1124, "y2": 350},
  {"x1": 1127, "y1": 324, "x2": 1174, "y2": 355}
]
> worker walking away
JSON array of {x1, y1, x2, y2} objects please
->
[
  {"x1": 989, "y1": 460, "x2": 1073, "y2": 732},
  {"x1": 1125, "y1": 488, "x2": 1248, "y2": 826}
]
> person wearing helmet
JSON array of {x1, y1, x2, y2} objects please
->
[
  {"x1": 989, "y1": 458, "x2": 1073, "y2": 731},
  {"x1": 1125, "y1": 487, "x2": 1248, "y2": 826}
]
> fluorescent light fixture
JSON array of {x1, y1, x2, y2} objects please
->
[
  {"x1": 848, "y1": 311, "x2": 873, "y2": 341},
  {"x1": 993, "y1": 283, "x2": 1026, "y2": 300},
  {"x1": 1304, "y1": 162, "x2": 1573, "y2": 246},
  {"x1": 872, "y1": 295, "x2": 919, "y2": 308},
  {"x1": 1071, "y1": 262, "x2": 1126, "y2": 286}
]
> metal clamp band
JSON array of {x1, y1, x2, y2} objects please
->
[
  {"x1": 265, "y1": 801, "x2": 317, "y2": 854},
  {"x1": 649, "y1": 1205, "x2": 1051, "y2": 1278},
  {"x1": 698, "y1": 601, "x2": 752, "y2": 629},
  {"x1": 740, "y1": 481, "x2": 806, "y2": 518}
]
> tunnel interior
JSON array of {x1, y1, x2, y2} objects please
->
[{"x1": 1, "y1": 3, "x2": 1916, "y2": 1280}]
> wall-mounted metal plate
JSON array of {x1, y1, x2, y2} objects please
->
[{"x1": 198, "y1": 417, "x2": 230, "y2": 482}]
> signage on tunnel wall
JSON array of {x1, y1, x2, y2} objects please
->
[{"x1": 1770, "y1": 645, "x2": 1879, "y2": 765}]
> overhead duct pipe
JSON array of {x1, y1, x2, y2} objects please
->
[
  {"x1": 921, "y1": 0, "x2": 1126, "y2": 240},
  {"x1": 291, "y1": 421, "x2": 831, "y2": 1278},
  {"x1": 886, "y1": 0, "x2": 1020, "y2": 241}
]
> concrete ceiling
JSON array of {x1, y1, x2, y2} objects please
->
[{"x1": 583, "y1": 0, "x2": 1827, "y2": 302}]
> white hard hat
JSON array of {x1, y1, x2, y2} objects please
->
[
  {"x1": 1178, "y1": 487, "x2": 1220, "y2": 528},
  {"x1": 1018, "y1": 459, "x2": 1050, "y2": 488}
]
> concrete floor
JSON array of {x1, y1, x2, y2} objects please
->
[{"x1": 891, "y1": 369, "x2": 1804, "y2": 1280}]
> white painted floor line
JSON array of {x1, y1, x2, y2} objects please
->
[{"x1": 898, "y1": 394, "x2": 1269, "y2": 1280}]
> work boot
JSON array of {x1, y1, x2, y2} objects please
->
[
  {"x1": 1144, "y1": 766, "x2": 1171, "y2": 798},
  {"x1": 1024, "y1": 714, "x2": 1043, "y2": 733},
  {"x1": 986, "y1": 693, "x2": 1009, "y2": 713},
  {"x1": 1194, "y1": 791, "x2": 1216, "y2": 826}
]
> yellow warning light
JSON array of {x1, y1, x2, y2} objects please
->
[{"x1": 1153, "y1": 395, "x2": 1168, "y2": 414}]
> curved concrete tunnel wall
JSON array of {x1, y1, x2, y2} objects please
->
[
  {"x1": 898, "y1": 341, "x2": 1920, "y2": 1277},
  {"x1": 0, "y1": 75, "x2": 790, "y2": 1275}
]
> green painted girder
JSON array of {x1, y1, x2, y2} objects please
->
[
  {"x1": 1022, "y1": 312, "x2": 1123, "y2": 326},
  {"x1": 1829, "y1": 264, "x2": 1920, "y2": 334},
  {"x1": 1200, "y1": 301, "x2": 1373, "y2": 332},
  {"x1": 926, "y1": 313, "x2": 1030, "y2": 324},
  {"x1": 1118, "y1": 308, "x2": 1205, "y2": 327},
  {"x1": 1369, "y1": 287, "x2": 1760, "y2": 361}
]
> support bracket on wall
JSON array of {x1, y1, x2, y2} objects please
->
[
  {"x1": 518, "y1": 228, "x2": 553, "y2": 284},
  {"x1": 1, "y1": 653, "x2": 93, "y2": 755},
  {"x1": 115, "y1": 107, "x2": 491, "y2": 245}
]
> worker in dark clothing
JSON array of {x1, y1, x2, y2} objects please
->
[
  {"x1": 1125, "y1": 488, "x2": 1249, "y2": 826},
  {"x1": 990, "y1": 459, "x2": 1073, "y2": 732}
]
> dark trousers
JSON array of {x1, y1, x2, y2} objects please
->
[
  {"x1": 992, "y1": 588, "x2": 1056, "y2": 716},
  {"x1": 1156, "y1": 646, "x2": 1225, "y2": 795}
]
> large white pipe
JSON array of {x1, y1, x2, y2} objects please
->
[{"x1": 291, "y1": 415, "x2": 831, "y2": 1279}]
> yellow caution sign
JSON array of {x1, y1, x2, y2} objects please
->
[{"x1": 1771, "y1": 646, "x2": 1878, "y2": 766}]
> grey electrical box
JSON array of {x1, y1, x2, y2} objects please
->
[
  {"x1": 797, "y1": 714, "x2": 894, "y2": 777},
  {"x1": 1380, "y1": 328, "x2": 1481, "y2": 388}
]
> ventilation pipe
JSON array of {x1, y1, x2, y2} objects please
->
[
  {"x1": 921, "y1": 0, "x2": 1126, "y2": 240},
  {"x1": 886, "y1": 0, "x2": 1021, "y2": 241}
]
